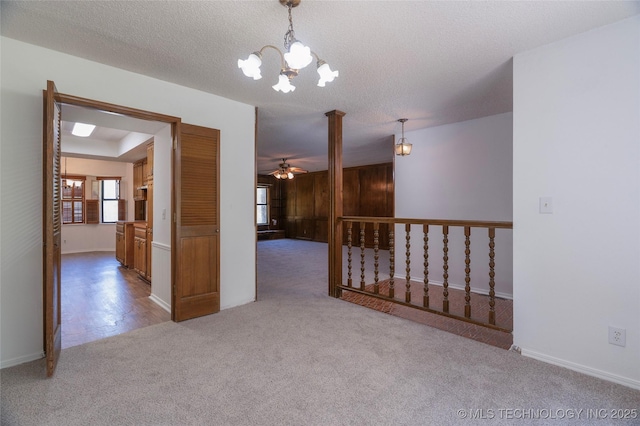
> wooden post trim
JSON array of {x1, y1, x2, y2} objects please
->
[{"x1": 327, "y1": 110, "x2": 346, "y2": 298}]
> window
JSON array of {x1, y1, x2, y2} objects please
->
[
  {"x1": 62, "y1": 176, "x2": 85, "y2": 224},
  {"x1": 62, "y1": 176, "x2": 86, "y2": 224},
  {"x1": 101, "y1": 179, "x2": 121, "y2": 223},
  {"x1": 257, "y1": 186, "x2": 269, "y2": 226}
]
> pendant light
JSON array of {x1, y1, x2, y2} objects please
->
[{"x1": 395, "y1": 118, "x2": 412, "y2": 156}]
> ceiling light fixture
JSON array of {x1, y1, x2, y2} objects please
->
[
  {"x1": 395, "y1": 118, "x2": 412, "y2": 156},
  {"x1": 71, "y1": 122, "x2": 96, "y2": 137},
  {"x1": 238, "y1": 0, "x2": 339, "y2": 93},
  {"x1": 274, "y1": 170, "x2": 295, "y2": 180}
]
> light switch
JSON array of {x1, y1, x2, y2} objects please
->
[
  {"x1": 162, "y1": 208, "x2": 166, "y2": 220},
  {"x1": 539, "y1": 197, "x2": 553, "y2": 214}
]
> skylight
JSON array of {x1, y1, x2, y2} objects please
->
[{"x1": 72, "y1": 122, "x2": 96, "y2": 137}]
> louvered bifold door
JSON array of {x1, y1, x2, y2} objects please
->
[
  {"x1": 43, "y1": 80, "x2": 62, "y2": 376},
  {"x1": 173, "y1": 123, "x2": 220, "y2": 322}
]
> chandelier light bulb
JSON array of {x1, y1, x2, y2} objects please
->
[
  {"x1": 317, "y1": 62, "x2": 339, "y2": 87},
  {"x1": 238, "y1": 53, "x2": 262, "y2": 80},
  {"x1": 284, "y1": 41, "x2": 313, "y2": 70},
  {"x1": 272, "y1": 74, "x2": 296, "y2": 93}
]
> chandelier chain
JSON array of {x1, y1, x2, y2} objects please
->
[{"x1": 284, "y1": 3, "x2": 296, "y2": 51}]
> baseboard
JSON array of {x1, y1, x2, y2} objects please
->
[
  {"x1": 148, "y1": 294, "x2": 255, "y2": 314},
  {"x1": 521, "y1": 347, "x2": 640, "y2": 390},
  {"x1": 395, "y1": 277, "x2": 513, "y2": 300},
  {"x1": 149, "y1": 293, "x2": 171, "y2": 313},
  {"x1": 62, "y1": 249, "x2": 114, "y2": 255},
  {"x1": 221, "y1": 297, "x2": 256, "y2": 311},
  {"x1": 1, "y1": 351, "x2": 44, "y2": 370}
]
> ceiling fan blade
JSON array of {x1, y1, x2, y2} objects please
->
[{"x1": 289, "y1": 167, "x2": 308, "y2": 173}]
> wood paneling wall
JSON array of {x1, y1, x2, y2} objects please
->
[
  {"x1": 257, "y1": 175, "x2": 286, "y2": 232},
  {"x1": 283, "y1": 163, "x2": 393, "y2": 247}
]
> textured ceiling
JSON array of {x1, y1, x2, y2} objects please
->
[{"x1": 2, "y1": 1, "x2": 639, "y2": 173}]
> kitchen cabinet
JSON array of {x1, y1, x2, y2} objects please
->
[
  {"x1": 127, "y1": 142, "x2": 153, "y2": 282},
  {"x1": 146, "y1": 142, "x2": 154, "y2": 181},
  {"x1": 146, "y1": 227, "x2": 152, "y2": 281},
  {"x1": 133, "y1": 159, "x2": 147, "y2": 201},
  {"x1": 115, "y1": 222, "x2": 134, "y2": 267},
  {"x1": 133, "y1": 224, "x2": 148, "y2": 280},
  {"x1": 146, "y1": 181, "x2": 153, "y2": 281}
]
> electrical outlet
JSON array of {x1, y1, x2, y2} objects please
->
[{"x1": 608, "y1": 326, "x2": 626, "y2": 347}]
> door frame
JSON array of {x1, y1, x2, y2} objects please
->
[{"x1": 51, "y1": 92, "x2": 181, "y2": 316}]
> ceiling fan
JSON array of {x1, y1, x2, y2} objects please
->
[{"x1": 269, "y1": 158, "x2": 308, "y2": 180}]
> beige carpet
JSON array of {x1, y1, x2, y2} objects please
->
[{"x1": 1, "y1": 239, "x2": 638, "y2": 425}]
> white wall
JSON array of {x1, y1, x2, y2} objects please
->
[
  {"x1": 0, "y1": 37, "x2": 256, "y2": 368},
  {"x1": 513, "y1": 15, "x2": 640, "y2": 389},
  {"x1": 150, "y1": 125, "x2": 173, "y2": 310},
  {"x1": 395, "y1": 112, "x2": 513, "y2": 297},
  {"x1": 60, "y1": 157, "x2": 132, "y2": 254}
]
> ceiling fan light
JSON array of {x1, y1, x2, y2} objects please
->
[
  {"x1": 284, "y1": 41, "x2": 313, "y2": 70},
  {"x1": 317, "y1": 62, "x2": 339, "y2": 87},
  {"x1": 272, "y1": 74, "x2": 296, "y2": 93},
  {"x1": 238, "y1": 53, "x2": 262, "y2": 80},
  {"x1": 287, "y1": 172, "x2": 294, "y2": 179}
]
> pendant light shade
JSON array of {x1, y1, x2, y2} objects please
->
[
  {"x1": 283, "y1": 41, "x2": 313, "y2": 70},
  {"x1": 238, "y1": 53, "x2": 262, "y2": 80},
  {"x1": 272, "y1": 74, "x2": 296, "y2": 93}
]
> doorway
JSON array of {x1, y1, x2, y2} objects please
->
[{"x1": 59, "y1": 102, "x2": 171, "y2": 348}]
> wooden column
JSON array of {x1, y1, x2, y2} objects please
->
[
  {"x1": 488, "y1": 227, "x2": 496, "y2": 325},
  {"x1": 442, "y1": 225, "x2": 450, "y2": 313},
  {"x1": 464, "y1": 226, "x2": 471, "y2": 318},
  {"x1": 347, "y1": 221, "x2": 353, "y2": 287},
  {"x1": 373, "y1": 222, "x2": 380, "y2": 294},
  {"x1": 359, "y1": 222, "x2": 366, "y2": 290},
  {"x1": 423, "y1": 224, "x2": 429, "y2": 308},
  {"x1": 327, "y1": 110, "x2": 346, "y2": 297}
]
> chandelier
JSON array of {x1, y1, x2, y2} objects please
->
[
  {"x1": 238, "y1": 0, "x2": 339, "y2": 93},
  {"x1": 395, "y1": 118, "x2": 413, "y2": 156}
]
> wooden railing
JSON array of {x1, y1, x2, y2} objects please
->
[{"x1": 337, "y1": 217, "x2": 513, "y2": 332}]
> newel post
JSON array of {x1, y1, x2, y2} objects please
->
[{"x1": 327, "y1": 110, "x2": 346, "y2": 298}]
